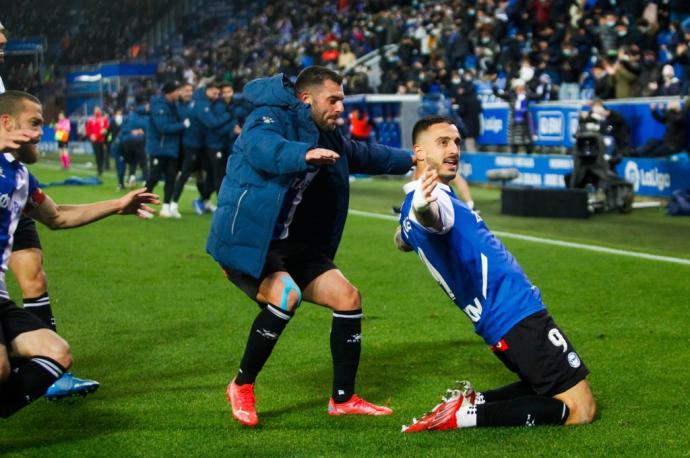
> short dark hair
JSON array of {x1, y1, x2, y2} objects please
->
[
  {"x1": 0, "y1": 90, "x2": 41, "y2": 118},
  {"x1": 294, "y1": 66, "x2": 343, "y2": 95},
  {"x1": 219, "y1": 82, "x2": 233, "y2": 90},
  {"x1": 412, "y1": 115, "x2": 457, "y2": 144}
]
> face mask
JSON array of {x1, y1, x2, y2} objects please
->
[
  {"x1": 617, "y1": 30, "x2": 627, "y2": 37},
  {"x1": 452, "y1": 78, "x2": 461, "y2": 84},
  {"x1": 114, "y1": 115, "x2": 123, "y2": 125}
]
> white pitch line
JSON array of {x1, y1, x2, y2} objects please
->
[{"x1": 347, "y1": 209, "x2": 690, "y2": 267}]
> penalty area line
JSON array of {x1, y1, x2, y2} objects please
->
[{"x1": 347, "y1": 209, "x2": 690, "y2": 267}]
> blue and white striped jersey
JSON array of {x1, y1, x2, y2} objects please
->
[
  {"x1": 399, "y1": 180, "x2": 544, "y2": 345},
  {"x1": 0, "y1": 153, "x2": 44, "y2": 298}
]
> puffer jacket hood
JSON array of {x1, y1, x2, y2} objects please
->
[{"x1": 243, "y1": 74, "x2": 302, "y2": 109}]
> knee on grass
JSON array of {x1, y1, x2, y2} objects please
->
[{"x1": 566, "y1": 397, "x2": 596, "y2": 425}]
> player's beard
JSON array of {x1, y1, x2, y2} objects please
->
[
  {"x1": 312, "y1": 108, "x2": 338, "y2": 131},
  {"x1": 16, "y1": 144, "x2": 38, "y2": 164}
]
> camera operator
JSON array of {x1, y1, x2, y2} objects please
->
[{"x1": 579, "y1": 99, "x2": 631, "y2": 169}]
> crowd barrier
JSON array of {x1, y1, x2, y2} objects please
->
[
  {"x1": 461, "y1": 151, "x2": 689, "y2": 198},
  {"x1": 344, "y1": 95, "x2": 690, "y2": 151}
]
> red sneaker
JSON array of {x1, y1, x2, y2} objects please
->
[
  {"x1": 402, "y1": 381, "x2": 475, "y2": 433},
  {"x1": 226, "y1": 378, "x2": 258, "y2": 427},
  {"x1": 328, "y1": 394, "x2": 393, "y2": 416}
]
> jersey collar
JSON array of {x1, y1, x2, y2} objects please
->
[{"x1": 3, "y1": 153, "x2": 18, "y2": 163}]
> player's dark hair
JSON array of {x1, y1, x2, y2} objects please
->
[
  {"x1": 294, "y1": 66, "x2": 343, "y2": 95},
  {"x1": 412, "y1": 115, "x2": 457, "y2": 144},
  {"x1": 206, "y1": 82, "x2": 221, "y2": 90},
  {"x1": 0, "y1": 90, "x2": 41, "y2": 118},
  {"x1": 219, "y1": 82, "x2": 233, "y2": 90}
]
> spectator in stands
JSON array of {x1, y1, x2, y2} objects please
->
[
  {"x1": 639, "y1": 50, "x2": 663, "y2": 97},
  {"x1": 533, "y1": 73, "x2": 555, "y2": 101},
  {"x1": 494, "y1": 78, "x2": 535, "y2": 154},
  {"x1": 85, "y1": 106, "x2": 109, "y2": 176},
  {"x1": 631, "y1": 101, "x2": 689, "y2": 157},
  {"x1": 55, "y1": 111, "x2": 71, "y2": 170},
  {"x1": 592, "y1": 63, "x2": 615, "y2": 100},
  {"x1": 558, "y1": 41, "x2": 584, "y2": 100},
  {"x1": 455, "y1": 81, "x2": 483, "y2": 152},
  {"x1": 338, "y1": 43, "x2": 356, "y2": 71},
  {"x1": 610, "y1": 47, "x2": 641, "y2": 98},
  {"x1": 655, "y1": 64, "x2": 683, "y2": 96}
]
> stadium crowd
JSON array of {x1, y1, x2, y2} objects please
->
[{"x1": 144, "y1": 0, "x2": 690, "y2": 104}]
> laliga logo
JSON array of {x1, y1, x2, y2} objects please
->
[
  {"x1": 624, "y1": 161, "x2": 671, "y2": 192},
  {"x1": 624, "y1": 162, "x2": 639, "y2": 191}
]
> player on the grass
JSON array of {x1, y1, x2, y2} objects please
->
[
  {"x1": 395, "y1": 115, "x2": 596, "y2": 432},
  {"x1": 0, "y1": 90, "x2": 159, "y2": 417},
  {"x1": 207, "y1": 66, "x2": 413, "y2": 427},
  {"x1": 0, "y1": 19, "x2": 100, "y2": 399}
]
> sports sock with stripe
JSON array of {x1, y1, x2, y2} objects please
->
[
  {"x1": 23, "y1": 293, "x2": 56, "y2": 331},
  {"x1": 0, "y1": 356, "x2": 65, "y2": 418},
  {"x1": 235, "y1": 304, "x2": 292, "y2": 386},
  {"x1": 330, "y1": 309, "x2": 362, "y2": 403}
]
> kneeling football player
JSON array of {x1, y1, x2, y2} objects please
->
[{"x1": 396, "y1": 116, "x2": 596, "y2": 432}]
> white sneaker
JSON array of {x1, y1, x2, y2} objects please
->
[
  {"x1": 128, "y1": 175, "x2": 137, "y2": 188},
  {"x1": 159, "y1": 204, "x2": 172, "y2": 218},
  {"x1": 203, "y1": 201, "x2": 217, "y2": 213},
  {"x1": 170, "y1": 204, "x2": 182, "y2": 219}
]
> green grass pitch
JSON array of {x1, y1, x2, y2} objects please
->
[{"x1": 1, "y1": 159, "x2": 689, "y2": 457}]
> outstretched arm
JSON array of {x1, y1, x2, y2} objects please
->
[{"x1": 25, "y1": 188, "x2": 160, "y2": 229}]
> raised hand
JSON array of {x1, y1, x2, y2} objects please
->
[
  {"x1": 0, "y1": 129, "x2": 40, "y2": 151},
  {"x1": 116, "y1": 188, "x2": 161, "y2": 219},
  {"x1": 305, "y1": 148, "x2": 340, "y2": 166}
]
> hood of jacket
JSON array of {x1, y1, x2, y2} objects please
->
[{"x1": 243, "y1": 74, "x2": 303, "y2": 110}]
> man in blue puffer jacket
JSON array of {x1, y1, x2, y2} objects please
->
[
  {"x1": 207, "y1": 66, "x2": 414, "y2": 427},
  {"x1": 145, "y1": 81, "x2": 190, "y2": 218},
  {"x1": 172, "y1": 83, "x2": 230, "y2": 217},
  {"x1": 202, "y1": 85, "x2": 236, "y2": 211},
  {"x1": 120, "y1": 95, "x2": 150, "y2": 187}
]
